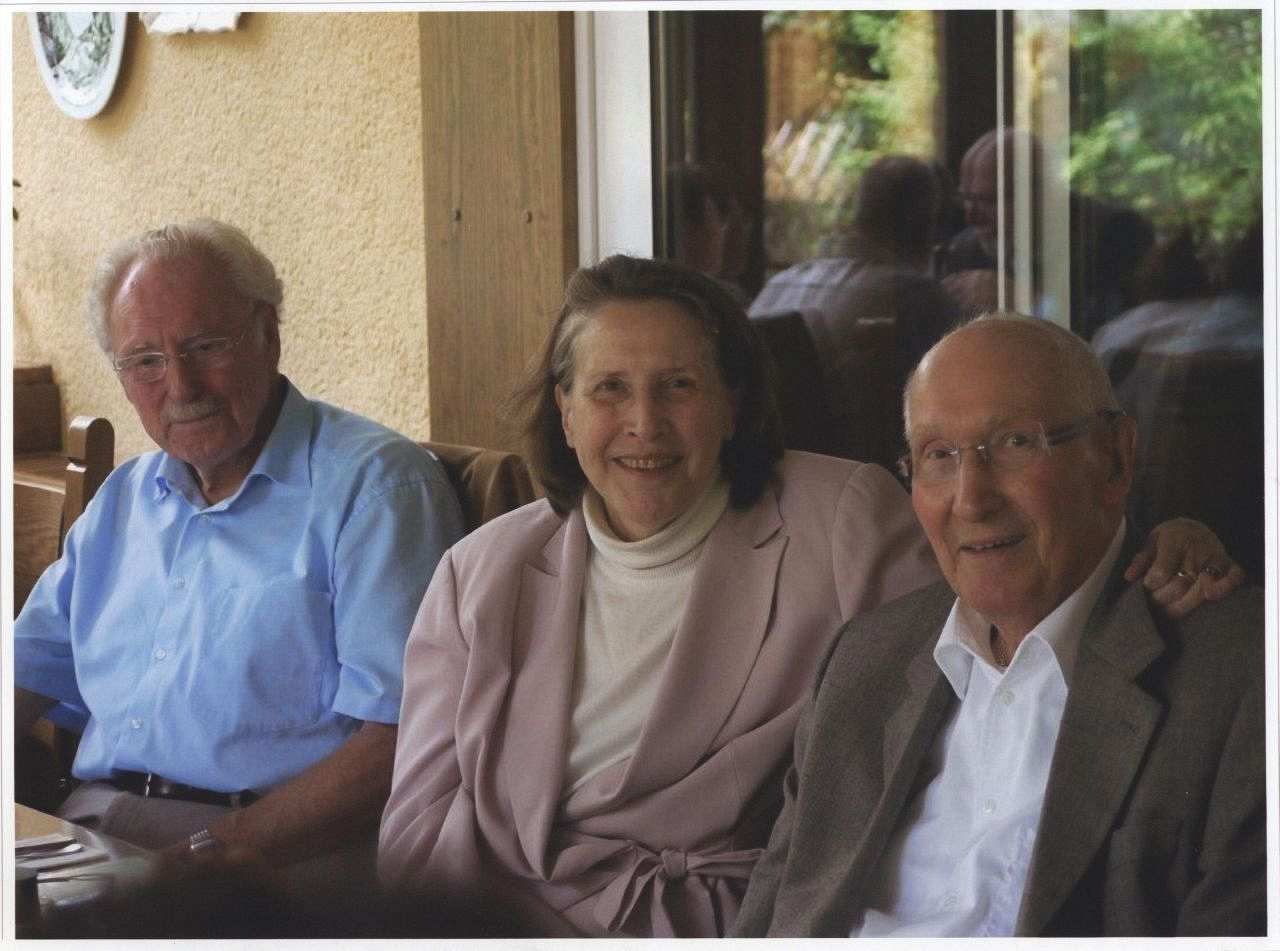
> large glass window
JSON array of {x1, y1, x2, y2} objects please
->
[
  {"x1": 760, "y1": 12, "x2": 940, "y2": 271},
  {"x1": 653, "y1": 8, "x2": 1264, "y2": 576}
]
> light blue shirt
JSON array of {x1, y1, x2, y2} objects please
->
[{"x1": 15, "y1": 380, "x2": 464, "y2": 793}]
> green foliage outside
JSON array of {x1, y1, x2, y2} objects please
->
[
  {"x1": 763, "y1": 11, "x2": 936, "y2": 265},
  {"x1": 763, "y1": 10, "x2": 1261, "y2": 270},
  {"x1": 1069, "y1": 9, "x2": 1261, "y2": 252}
]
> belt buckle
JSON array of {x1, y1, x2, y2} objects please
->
[{"x1": 142, "y1": 772, "x2": 155, "y2": 798}]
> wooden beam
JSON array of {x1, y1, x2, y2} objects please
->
[{"x1": 419, "y1": 12, "x2": 578, "y2": 451}]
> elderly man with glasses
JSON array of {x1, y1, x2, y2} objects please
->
[
  {"x1": 734, "y1": 313, "x2": 1263, "y2": 937},
  {"x1": 13, "y1": 219, "x2": 464, "y2": 874}
]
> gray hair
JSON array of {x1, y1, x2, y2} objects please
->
[
  {"x1": 85, "y1": 218, "x2": 284, "y2": 352},
  {"x1": 903, "y1": 311, "x2": 1120, "y2": 438},
  {"x1": 548, "y1": 307, "x2": 596, "y2": 395}
]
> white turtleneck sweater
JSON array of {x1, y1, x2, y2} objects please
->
[{"x1": 563, "y1": 476, "x2": 731, "y2": 794}]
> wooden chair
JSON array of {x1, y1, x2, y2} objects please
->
[
  {"x1": 14, "y1": 417, "x2": 116, "y2": 612},
  {"x1": 753, "y1": 312, "x2": 912, "y2": 475},
  {"x1": 750, "y1": 311, "x2": 839, "y2": 456},
  {"x1": 14, "y1": 367, "x2": 116, "y2": 614},
  {"x1": 422, "y1": 441, "x2": 540, "y2": 533},
  {"x1": 13, "y1": 368, "x2": 114, "y2": 812}
]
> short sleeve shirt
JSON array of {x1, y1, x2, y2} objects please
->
[{"x1": 14, "y1": 380, "x2": 464, "y2": 793}]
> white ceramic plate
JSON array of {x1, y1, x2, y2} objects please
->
[{"x1": 28, "y1": 12, "x2": 127, "y2": 120}]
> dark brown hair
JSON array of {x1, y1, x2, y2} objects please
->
[
  {"x1": 514, "y1": 254, "x2": 784, "y2": 514},
  {"x1": 852, "y1": 154, "x2": 946, "y2": 263}
]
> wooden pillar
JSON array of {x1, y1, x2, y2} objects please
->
[{"x1": 419, "y1": 12, "x2": 578, "y2": 451}]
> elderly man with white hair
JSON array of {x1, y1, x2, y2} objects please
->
[
  {"x1": 735, "y1": 313, "x2": 1263, "y2": 937},
  {"x1": 14, "y1": 219, "x2": 464, "y2": 870}
]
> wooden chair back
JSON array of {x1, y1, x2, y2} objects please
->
[
  {"x1": 14, "y1": 415, "x2": 115, "y2": 615},
  {"x1": 751, "y1": 310, "x2": 839, "y2": 456},
  {"x1": 422, "y1": 441, "x2": 540, "y2": 534},
  {"x1": 13, "y1": 392, "x2": 114, "y2": 807},
  {"x1": 13, "y1": 482, "x2": 64, "y2": 613}
]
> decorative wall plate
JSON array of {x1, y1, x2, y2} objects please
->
[{"x1": 29, "y1": 12, "x2": 127, "y2": 120}]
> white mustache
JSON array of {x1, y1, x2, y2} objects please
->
[{"x1": 163, "y1": 399, "x2": 221, "y2": 424}]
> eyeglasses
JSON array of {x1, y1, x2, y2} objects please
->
[
  {"x1": 898, "y1": 409, "x2": 1126, "y2": 486},
  {"x1": 112, "y1": 327, "x2": 253, "y2": 385}
]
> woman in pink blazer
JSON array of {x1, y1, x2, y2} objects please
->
[{"x1": 378, "y1": 256, "x2": 1237, "y2": 937}]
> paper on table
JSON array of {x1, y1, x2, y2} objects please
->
[
  {"x1": 15, "y1": 833, "x2": 77, "y2": 853},
  {"x1": 17, "y1": 847, "x2": 107, "y2": 872}
]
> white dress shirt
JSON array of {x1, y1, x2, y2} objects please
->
[{"x1": 853, "y1": 521, "x2": 1126, "y2": 937}]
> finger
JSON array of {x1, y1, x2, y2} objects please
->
[
  {"x1": 1163, "y1": 585, "x2": 1202, "y2": 618},
  {"x1": 1146, "y1": 570, "x2": 1196, "y2": 608},
  {"x1": 1125, "y1": 545, "x2": 1154, "y2": 583},
  {"x1": 1141, "y1": 527, "x2": 1197, "y2": 590},
  {"x1": 1157, "y1": 574, "x2": 1204, "y2": 618},
  {"x1": 1141, "y1": 548, "x2": 1180, "y2": 590},
  {"x1": 1152, "y1": 536, "x2": 1207, "y2": 589},
  {"x1": 1144, "y1": 517, "x2": 1231, "y2": 588},
  {"x1": 1200, "y1": 562, "x2": 1246, "y2": 600}
]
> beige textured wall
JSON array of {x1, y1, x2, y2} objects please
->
[{"x1": 13, "y1": 12, "x2": 432, "y2": 462}]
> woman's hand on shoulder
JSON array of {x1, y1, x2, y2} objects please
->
[{"x1": 1125, "y1": 517, "x2": 1245, "y2": 618}]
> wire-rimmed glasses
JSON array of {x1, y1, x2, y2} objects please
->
[
  {"x1": 112, "y1": 326, "x2": 253, "y2": 386},
  {"x1": 898, "y1": 409, "x2": 1126, "y2": 487}
]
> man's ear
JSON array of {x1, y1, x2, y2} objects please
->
[
  {"x1": 258, "y1": 303, "x2": 282, "y2": 363},
  {"x1": 1101, "y1": 412, "x2": 1138, "y2": 507}
]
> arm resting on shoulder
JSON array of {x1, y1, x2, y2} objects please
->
[
  {"x1": 1126, "y1": 518, "x2": 1246, "y2": 616},
  {"x1": 201, "y1": 719, "x2": 398, "y2": 866}
]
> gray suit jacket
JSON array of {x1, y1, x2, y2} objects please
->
[{"x1": 734, "y1": 561, "x2": 1265, "y2": 937}]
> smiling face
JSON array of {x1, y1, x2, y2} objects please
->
[
  {"x1": 906, "y1": 322, "x2": 1132, "y2": 640},
  {"x1": 555, "y1": 298, "x2": 737, "y2": 541},
  {"x1": 109, "y1": 252, "x2": 282, "y2": 500}
]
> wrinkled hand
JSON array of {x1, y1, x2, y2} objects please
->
[{"x1": 1125, "y1": 517, "x2": 1245, "y2": 618}]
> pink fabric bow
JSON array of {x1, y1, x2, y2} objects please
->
[{"x1": 592, "y1": 842, "x2": 763, "y2": 937}]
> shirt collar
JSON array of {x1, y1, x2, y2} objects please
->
[
  {"x1": 934, "y1": 519, "x2": 1128, "y2": 698},
  {"x1": 152, "y1": 377, "x2": 312, "y2": 506}
]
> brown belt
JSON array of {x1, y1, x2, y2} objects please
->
[{"x1": 109, "y1": 771, "x2": 259, "y2": 809}]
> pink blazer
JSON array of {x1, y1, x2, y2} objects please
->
[{"x1": 378, "y1": 451, "x2": 939, "y2": 936}]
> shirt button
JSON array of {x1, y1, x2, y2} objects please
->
[
  {"x1": 173, "y1": 578, "x2": 186, "y2": 589},
  {"x1": 130, "y1": 718, "x2": 143, "y2": 730},
  {"x1": 153, "y1": 648, "x2": 167, "y2": 660},
  {"x1": 999, "y1": 688, "x2": 1015, "y2": 706},
  {"x1": 981, "y1": 798, "x2": 997, "y2": 815}
]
